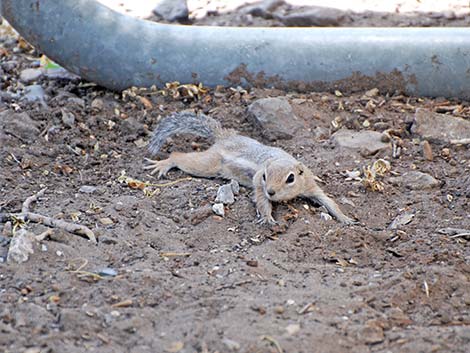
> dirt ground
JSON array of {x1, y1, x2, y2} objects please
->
[{"x1": 1, "y1": 1, "x2": 470, "y2": 353}]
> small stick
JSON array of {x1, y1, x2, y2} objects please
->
[
  {"x1": 160, "y1": 252, "x2": 191, "y2": 257},
  {"x1": 36, "y1": 228, "x2": 54, "y2": 241},
  {"x1": 146, "y1": 177, "x2": 192, "y2": 188},
  {"x1": 22, "y1": 188, "x2": 47, "y2": 214},
  {"x1": 261, "y1": 335, "x2": 283, "y2": 353},
  {"x1": 68, "y1": 258, "x2": 89, "y2": 273},
  {"x1": 423, "y1": 280, "x2": 430, "y2": 298},
  {"x1": 450, "y1": 138, "x2": 470, "y2": 145},
  {"x1": 10, "y1": 188, "x2": 97, "y2": 243},
  {"x1": 215, "y1": 280, "x2": 252, "y2": 291},
  {"x1": 450, "y1": 232, "x2": 470, "y2": 239},
  {"x1": 111, "y1": 299, "x2": 133, "y2": 308},
  {"x1": 23, "y1": 211, "x2": 96, "y2": 243}
]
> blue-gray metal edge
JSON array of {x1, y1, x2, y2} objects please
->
[{"x1": 2, "y1": 0, "x2": 470, "y2": 98}]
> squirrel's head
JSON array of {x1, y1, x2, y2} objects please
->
[{"x1": 262, "y1": 159, "x2": 307, "y2": 201}]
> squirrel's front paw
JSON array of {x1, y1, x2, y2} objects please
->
[
  {"x1": 143, "y1": 158, "x2": 173, "y2": 178},
  {"x1": 337, "y1": 215, "x2": 358, "y2": 226},
  {"x1": 256, "y1": 214, "x2": 278, "y2": 226}
]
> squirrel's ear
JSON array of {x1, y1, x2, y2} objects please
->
[{"x1": 297, "y1": 162, "x2": 305, "y2": 175}]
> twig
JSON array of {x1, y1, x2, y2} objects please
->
[
  {"x1": 297, "y1": 302, "x2": 315, "y2": 315},
  {"x1": 36, "y1": 228, "x2": 54, "y2": 241},
  {"x1": 160, "y1": 252, "x2": 191, "y2": 257},
  {"x1": 146, "y1": 177, "x2": 192, "y2": 188},
  {"x1": 75, "y1": 271, "x2": 103, "y2": 280},
  {"x1": 3, "y1": 188, "x2": 97, "y2": 243},
  {"x1": 216, "y1": 280, "x2": 252, "y2": 291},
  {"x1": 423, "y1": 280, "x2": 430, "y2": 298},
  {"x1": 450, "y1": 232, "x2": 470, "y2": 239},
  {"x1": 68, "y1": 258, "x2": 89, "y2": 272},
  {"x1": 22, "y1": 212, "x2": 96, "y2": 243},
  {"x1": 9, "y1": 153, "x2": 21, "y2": 164},
  {"x1": 261, "y1": 336, "x2": 283, "y2": 353},
  {"x1": 111, "y1": 299, "x2": 133, "y2": 308},
  {"x1": 22, "y1": 188, "x2": 46, "y2": 214},
  {"x1": 450, "y1": 138, "x2": 470, "y2": 145}
]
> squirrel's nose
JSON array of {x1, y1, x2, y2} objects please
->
[{"x1": 267, "y1": 189, "x2": 276, "y2": 197}]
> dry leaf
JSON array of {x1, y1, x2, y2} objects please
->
[
  {"x1": 165, "y1": 341, "x2": 184, "y2": 353},
  {"x1": 138, "y1": 96, "x2": 153, "y2": 109}
]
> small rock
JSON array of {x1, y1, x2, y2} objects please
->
[
  {"x1": 190, "y1": 205, "x2": 213, "y2": 225},
  {"x1": 246, "y1": 260, "x2": 258, "y2": 267},
  {"x1": 358, "y1": 324, "x2": 384, "y2": 344},
  {"x1": 153, "y1": 0, "x2": 189, "y2": 22},
  {"x1": 388, "y1": 307, "x2": 412, "y2": 326},
  {"x1": 248, "y1": 97, "x2": 303, "y2": 141},
  {"x1": 98, "y1": 268, "x2": 118, "y2": 277},
  {"x1": 67, "y1": 97, "x2": 85, "y2": 108},
  {"x1": 99, "y1": 236, "x2": 118, "y2": 245},
  {"x1": 23, "y1": 348, "x2": 41, "y2": 353},
  {"x1": 222, "y1": 338, "x2": 241, "y2": 351},
  {"x1": 165, "y1": 341, "x2": 184, "y2": 353},
  {"x1": 44, "y1": 66, "x2": 79, "y2": 80},
  {"x1": 412, "y1": 108, "x2": 470, "y2": 143},
  {"x1": 463, "y1": 294, "x2": 470, "y2": 306},
  {"x1": 285, "y1": 323, "x2": 301, "y2": 336},
  {"x1": 441, "y1": 148, "x2": 451, "y2": 158},
  {"x1": 389, "y1": 213, "x2": 415, "y2": 230},
  {"x1": 389, "y1": 171, "x2": 439, "y2": 190},
  {"x1": 0, "y1": 110, "x2": 40, "y2": 143},
  {"x1": 280, "y1": 7, "x2": 347, "y2": 27},
  {"x1": 320, "y1": 212, "x2": 332, "y2": 221},
  {"x1": 91, "y1": 98, "x2": 104, "y2": 112},
  {"x1": 230, "y1": 180, "x2": 240, "y2": 195},
  {"x1": 364, "y1": 87, "x2": 379, "y2": 98},
  {"x1": 120, "y1": 117, "x2": 145, "y2": 138},
  {"x1": 443, "y1": 10, "x2": 456, "y2": 20},
  {"x1": 242, "y1": 0, "x2": 284, "y2": 19},
  {"x1": 215, "y1": 184, "x2": 235, "y2": 204},
  {"x1": 274, "y1": 306, "x2": 285, "y2": 314},
  {"x1": 331, "y1": 129, "x2": 390, "y2": 155},
  {"x1": 212, "y1": 203, "x2": 225, "y2": 217},
  {"x1": 2, "y1": 222, "x2": 12, "y2": 237},
  {"x1": 79, "y1": 185, "x2": 97, "y2": 194},
  {"x1": 99, "y1": 217, "x2": 114, "y2": 225},
  {"x1": 61, "y1": 109, "x2": 75, "y2": 128},
  {"x1": 22, "y1": 84, "x2": 47, "y2": 106},
  {"x1": 2, "y1": 60, "x2": 18, "y2": 72},
  {"x1": 422, "y1": 140, "x2": 433, "y2": 161},
  {"x1": 19, "y1": 68, "x2": 43, "y2": 83},
  {"x1": 312, "y1": 126, "x2": 329, "y2": 140},
  {"x1": 7, "y1": 229, "x2": 35, "y2": 263}
]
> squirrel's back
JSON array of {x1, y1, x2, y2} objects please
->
[{"x1": 148, "y1": 112, "x2": 232, "y2": 155}]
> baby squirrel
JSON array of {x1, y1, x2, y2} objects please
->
[{"x1": 144, "y1": 112, "x2": 355, "y2": 225}]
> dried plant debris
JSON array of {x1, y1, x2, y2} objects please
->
[
  {"x1": 159, "y1": 82, "x2": 209, "y2": 101},
  {"x1": 362, "y1": 159, "x2": 391, "y2": 192},
  {"x1": 118, "y1": 170, "x2": 191, "y2": 196},
  {"x1": 1, "y1": 188, "x2": 96, "y2": 245}
]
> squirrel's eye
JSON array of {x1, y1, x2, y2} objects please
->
[
  {"x1": 262, "y1": 173, "x2": 266, "y2": 181},
  {"x1": 286, "y1": 173, "x2": 295, "y2": 184}
]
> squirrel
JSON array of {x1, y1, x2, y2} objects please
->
[{"x1": 144, "y1": 112, "x2": 355, "y2": 225}]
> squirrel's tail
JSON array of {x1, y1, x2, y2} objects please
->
[{"x1": 148, "y1": 111, "x2": 226, "y2": 155}]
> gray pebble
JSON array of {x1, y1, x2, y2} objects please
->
[
  {"x1": 212, "y1": 203, "x2": 225, "y2": 217},
  {"x1": 216, "y1": 184, "x2": 235, "y2": 204},
  {"x1": 79, "y1": 185, "x2": 97, "y2": 194},
  {"x1": 19, "y1": 68, "x2": 43, "y2": 83}
]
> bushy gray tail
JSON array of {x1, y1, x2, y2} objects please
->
[{"x1": 148, "y1": 112, "x2": 225, "y2": 155}]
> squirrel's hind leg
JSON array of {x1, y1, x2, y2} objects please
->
[{"x1": 144, "y1": 149, "x2": 222, "y2": 179}]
